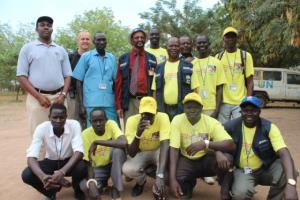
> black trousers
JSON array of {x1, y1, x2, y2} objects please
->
[{"x1": 21, "y1": 158, "x2": 87, "y2": 198}]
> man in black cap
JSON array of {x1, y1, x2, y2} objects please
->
[
  {"x1": 17, "y1": 16, "x2": 72, "y2": 136},
  {"x1": 115, "y1": 28, "x2": 157, "y2": 123}
]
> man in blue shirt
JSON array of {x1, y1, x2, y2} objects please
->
[{"x1": 73, "y1": 32, "x2": 118, "y2": 127}]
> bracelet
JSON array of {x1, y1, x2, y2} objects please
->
[
  {"x1": 204, "y1": 139, "x2": 210, "y2": 149},
  {"x1": 135, "y1": 134, "x2": 141, "y2": 139},
  {"x1": 60, "y1": 91, "x2": 67, "y2": 97},
  {"x1": 86, "y1": 178, "x2": 98, "y2": 189}
]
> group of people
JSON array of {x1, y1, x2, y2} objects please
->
[{"x1": 17, "y1": 16, "x2": 298, "y2": 200}]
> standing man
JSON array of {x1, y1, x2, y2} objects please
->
[
  {"x1": 224, "y1": 96, "x2": 298, "y2": 200},
  {"x1": 21, "y1": 104, "x2": 86, "y2": 200},
  {"x1": 80, "y1": 108, "x2": 127, "y2": 200},
  {"x1": 216, "y1": 27, "x2": 254, "y2": 124},
  {"x1": 115, "y1": 28, "x2": 157, "y2": 122},
  {"x1": 68, "y1": 31, "x2": 91, "y2": 128},
  {"x1": 179, "y1": 35, "x2": 194, "y2": 63},
  {"x1": 169, "y1": 93, "x2": 235, "y2": 200},
  {"x1": 17, "y1": 16, "x2": 72, "y2": 135},
  {"x1": 194, "y1": 35, "x2": 227, "y2": 119},
  {"x1": 122, "y1": 97, "x2": 170, "y2": 198},
  {"x1": 145, "y1": 27, "x2": 168, "y2": 64},
  {"x1": 73, "y1": 32, "x2": 118, "y2": 128},
  {"x1": 152, "y1": 37, "x2": 199, "y2": 120}
]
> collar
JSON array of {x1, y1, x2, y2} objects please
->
[
  {"x1": 92, "y1": 49, "x2": 108, "y2": 58},
  {"x1": 132, "y1": 47, "x2": 145, "y2": 56},
  {"x1": 49, "y1": 122, "x2": 70, "y2": 138},
  {"x1": 34, "y1": 40, "x2": 57, "y2": 47}
]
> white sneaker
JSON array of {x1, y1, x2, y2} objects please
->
[{"x1": 204, "y1": 176, "x2": 215, "y2": 185}]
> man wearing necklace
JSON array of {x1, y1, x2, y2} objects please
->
[
  {"x1": 216, "y1": 27, "x2": 254, "y2": 124},
  {"x1": 21, "y1": 104, "x2": 86, "y2": 200},
  {"x1": 16, "y1": 16, "x2": 72, "y2": 136},
  {"x1": 193, "y1": 35, "x2": 227, "y2": 119},
  {"x1": 169, "y1": 93, "x2": 235, "y2": 200},
  {"x1": 223, "y1": 96, "x2": 298, "y2": 199},
  {"x1": 73, "y1": 32, "x2": 118, "y2": 127}
]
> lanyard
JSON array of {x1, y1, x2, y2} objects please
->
[
  {"x1": 199, "y1": 57, "x2": 210, "y2": 86},
  {"x1": 225, "y1": 51, "x2": 237, "y2": 82},
  {"x1": 96, "y1": 55, "x2": 107, "y2": 81},
  {"x1": 54, "y1": 136, "x2": 63, "y2": 168},
  {"x1": 242, "y1": 124, "x2": 252, "y2": 165}
]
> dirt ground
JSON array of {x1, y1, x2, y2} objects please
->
[{"x1": 0, "y1": 94, "x2": 299, "y2": 200}]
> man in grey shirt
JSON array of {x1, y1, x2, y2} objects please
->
[{"x1": 16, "y1": 16, "x2": 72, "y2": 135}]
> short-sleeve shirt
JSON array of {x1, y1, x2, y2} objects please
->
[
  {"x1": 170, "y1": 113, "x2": 232, "y2": 160},
  {"x1": 125, "y1": 112, "x2": 170, "y2": 151},
  {"x1": 239, "y1": 123, "x2": 287, "y2": 170},
  {"x1": 193, "y1": 56, "x2": 227, "y2": 110},
  {"x1": 26, "y1": 120, "x2": 84, "y2": 159},
  {"x1": 16, "y1": 40, "x2": 72, "y2": 91},
  {"x1": 217, "y1": 49, "x2": 254, "y2": 105},
  {"x1": 145, "y1": 47, "x2": 168, "y2": 64},
  {"x1": 81, "y1": 120, "x2": 123, "y2": 167},
  {"x1": 72, "y1": 50, "x2": 117, "y2": 107},
  {"x1": 151, "y1": 61, "x2": 200, "y2": 105}
]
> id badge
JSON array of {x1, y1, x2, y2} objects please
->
[
  {"x1": 201, "y1": 89, "x2": 207, "y2": 98},
  {"x1": 148, "y1": 68, "x2": 154, "y2": 76},
  {"x1": 99, "y1": 83, "x2": 107, "y2": 90},
  {"x1": 243, "y1": 166, "x2": 253, "y2": 174},
  {"x1": 229, "y1": 83, "x2": 237, "y2": 91}
]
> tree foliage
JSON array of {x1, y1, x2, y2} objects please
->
[
  {"x1": 139, "y1": 0, "x2": 300, "y2": 68},
  {"x1": 55, "y1": 8, "x2": 130, "y2": 58}
]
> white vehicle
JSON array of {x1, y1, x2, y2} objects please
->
[{"x1": 253, "y1": 67, "x2": 300, "y2": 107}]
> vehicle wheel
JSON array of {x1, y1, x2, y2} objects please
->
[{"x1": 254, "y1": 93, "x2": 268, "y2": 108}]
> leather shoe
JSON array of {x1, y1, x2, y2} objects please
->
[{"x1": 131, "y1": 181, "x2": 146, "y2": 197}]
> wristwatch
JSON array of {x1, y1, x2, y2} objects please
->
[
  {"x1": 156, "y1": 173, "x2": 164, "y2": 179},
  {"x1": 288, "y1": 178, "x2": 296, "y2": 186},
  {"x1": 204, "y1": 139, "x2": 210, "y2": 149}
]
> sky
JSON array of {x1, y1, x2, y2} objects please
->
[{"x1": 1, "y1": 0, "x2": 219, "y2": 31}]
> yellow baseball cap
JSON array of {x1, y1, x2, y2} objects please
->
[
  {"x1": 223, "y1": 26, "x2": 238, "y2": 36},
  {"x1": 182, "y1": 93, "x2": 203, "y2": 105},
  {"x1": 139, "y1": 96, "x2": 157, "y2": 114}
]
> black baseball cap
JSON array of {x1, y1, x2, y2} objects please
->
[
  {"x1": 130, "y1": 28, "x2": 146, "y2": 39},
  {"x1": 36, "y1": 16, "x2": 53, "y2": 26}
]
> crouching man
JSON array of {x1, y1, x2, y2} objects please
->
[
  {"x1": 80, "y1": 108, "x2": 127, "y2": 200},
  {"x1": 224, "y1": 96, "x2": 298, "y2": 200},
  {"x1": 122, "y1": 96, "x2": 170, "y2": 199},
  {"x1": 21, "y1": 104, "x2": 86, "y2": 200},
  {"x1": 169, "y1": 93, "x2": 235, "y2": 200}
]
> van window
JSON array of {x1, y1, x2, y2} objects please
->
[
  {"x1": 287, "y1": 74, "x2": 300, "y2": 85},
  {"x1": 263, "y1": 71, "x2": 282, "y2": 81}
]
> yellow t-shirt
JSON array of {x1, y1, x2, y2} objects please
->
[
  {"x1": 81, "y1": 120, "x2": 123, "y2": 167},
  {"x1": 239, "y1": 123, "x2": 287, "y2": 170},
  {"x1": 125, "y1": 112, "x2": 170, "y2": 151},
  {"x1": 170, "y1": 113, "x2": 232, "y2": 160},
  {"x1": 216, "y1": 49, "x2": 254, "y2": 105},
  {"x1": 193, "y1": 56, "x2": 227, "y2": 110},
  {"x1": 151, "y1": 60, "x2": 200, "y2": 105},
  {"x1": 146, "y1": 47, "x2": 168, "y2": 64}
]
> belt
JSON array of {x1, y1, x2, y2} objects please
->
[
  {"x1": 35, "y1": 87, "x2": 63, "y2": 95},
  {"x1": 130, "y1": 94, "x2": 147, "y2": 100}
]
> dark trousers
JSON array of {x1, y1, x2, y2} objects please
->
[
  {"x1": 176, "y1": 152, "x2": 232, "y2": 196},
  {"x1": 21, "y1": 158, "x2": 87, "y2": 198}
]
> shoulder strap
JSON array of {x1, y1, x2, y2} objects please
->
[{"x1": 217, "y1": 50, "x2": 225, "y2": 60}]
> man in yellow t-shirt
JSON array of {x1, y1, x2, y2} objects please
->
[
  {"x1": 194, "y1": 35, "x2": 227, "y2": 119},
  {"x1": 145, "y1": 27, "x2": 168, "y2": 64},
  {"x1": 223, "y1": 96, "x2": 298, "y2": 200},
  {"x1": 81, "y1": 108, "x2": 127, "y2": 200},
  {"x1": 122, "y1": 97, "x2": 170, "y2": 198},
  {"x1": 216, "y1": 27, "x2": 254, "y2": 124},
  {"x1": 169, "y1": 93, "x2": 235, "y2": 200},
  {"x1": 152, "y1": 37, "x2": 199, "y2": 120}
]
